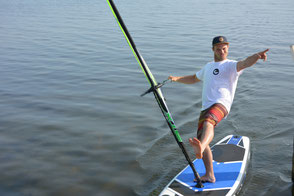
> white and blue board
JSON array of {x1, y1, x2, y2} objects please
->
[{"x1": 160, "y1": 135, "x2": 250, "y2": 196}]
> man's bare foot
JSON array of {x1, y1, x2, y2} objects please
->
[
  {"x1": 200, "y1": 174, "x2": 216, "y2": 183},
  {"x1": 189, "y1": 137, "x2": 203, "y2": 159},
  {"x1": 193, "y1": 175, "x2": 215, "y2": 183}
]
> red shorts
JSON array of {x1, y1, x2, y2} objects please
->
[{"x1": 197, "y1": 103, "x2": 228, "y2": 139}]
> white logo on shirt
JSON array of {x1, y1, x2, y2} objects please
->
[{"x1": 213, "y1": 68, "x2": 219, "y2": 75}]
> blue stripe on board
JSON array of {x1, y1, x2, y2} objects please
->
[
  {"x1": 227, "y1": 135, "x2": 242, "y2": 145},
  {"x1": 176, "y1": 159, "x2": 242, "y2": 192}
]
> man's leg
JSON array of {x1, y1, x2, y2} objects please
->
[
  {"x1": 200, "y1": 121, "x2": 215, "y2": 182},
  {"x1": 201, "y1": 146, "x2": 215, "y2": 182},
  {"x1": 189, "y1": 121, "x2": 214, "y2": 158},
  {"x1": 199, "y1": 121, "x2": 214, "y2": 151},
  {"x1": 189, "y1": 121, "x2": 215, "y2": 182}
]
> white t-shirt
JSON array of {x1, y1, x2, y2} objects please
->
[{"x1": 196, "y1": 59, "x2": 243, "y2": 114}]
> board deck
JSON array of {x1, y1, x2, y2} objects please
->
[{"x1": 160, "y1": 135, "x2": 250, "y2": 196}]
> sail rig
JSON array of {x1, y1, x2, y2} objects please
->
[{"x1": 107, "y1": 0, "x2": 203, "y2": 188}]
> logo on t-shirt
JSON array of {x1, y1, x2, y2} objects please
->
[{"x1": 213, "y1": 68, "x2": 219, "y2": 75}]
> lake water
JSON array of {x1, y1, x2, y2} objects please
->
[{"x1": 0, "y1": 0, "x2": 293, "y2": 195}]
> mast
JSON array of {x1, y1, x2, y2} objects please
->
[{"x1": 107, "y1": 0, "x2": 203, "y2": 188}]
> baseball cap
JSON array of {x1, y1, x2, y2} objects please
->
[{"x1": 212, "y1": 36, "x2": 229, "y2": 46}]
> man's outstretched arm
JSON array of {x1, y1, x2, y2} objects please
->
[
  {"x1": 168, "y1": 74, "x2": 200, "y2": 84},
  {"x1": 237, "y1": 49, "x2": 269, "y2": 72}
]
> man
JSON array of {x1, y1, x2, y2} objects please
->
[{"x1": 168, "y1": 36, "x2": 269, "y2": 183}]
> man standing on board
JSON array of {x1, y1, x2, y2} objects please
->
[{"x1": 168, "y1": 36, "x2": 269, "y2": 183}]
